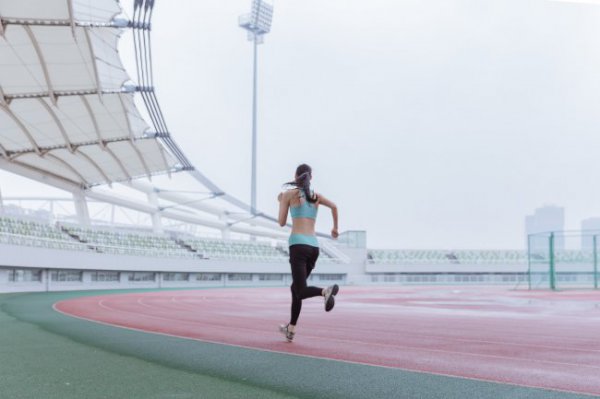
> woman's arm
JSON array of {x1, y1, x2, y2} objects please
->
[
  {"x1": 278, "y1": 191, "x2": 290, "y2": 227},
  {"x1": 316, "y1": 193, "x2": 339, "y2": 239}
]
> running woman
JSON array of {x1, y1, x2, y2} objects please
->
[{"x1": 277, "y1": 164, "x2": 339, "y2": 342}]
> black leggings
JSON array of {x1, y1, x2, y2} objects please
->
[{"x1": 289, "y1": 244, "x2": 323, "y2": 325}]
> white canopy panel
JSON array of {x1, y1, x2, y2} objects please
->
[
  {"x1": 0, "y1": 1, "x2": 181, "y2": 188},
  {"x1": 0, "y1": 0, "x2": 120, "y2": 23},
  {"x1": 0, "y1": 25, "x2": 127, "y2": 97},
  {"x1": 13, "y1": 138, "x2": 175, "y2": 186},
  {"x1": 0, "y1": 93, "x2": 149, "y2": 153}
]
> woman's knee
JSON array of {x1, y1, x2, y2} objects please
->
[
  {"x1": 290, "y1": 284, "x2": 298, "y2": 297},
  {"x1": 292, "y1": 284, "x2": 311, "y2": 299},
  {"x1": 291, "y1": 283, "x2": 303, "y2": 298}
]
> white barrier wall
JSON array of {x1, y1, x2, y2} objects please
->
[
  {"x1": 365, "y1": 262, "x2": 528, "y2": 274},
  {"x1": 0, "y1": 242, "x2": 547, "y2": 293},
  {"x1": 0, "y1": 243, "x2": 352, "y2": 273},
  {"x1": 0, "y1": 243, "x2": 349, "y2": 293}
]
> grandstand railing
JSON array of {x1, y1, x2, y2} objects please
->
[
  {"x1": 0, "y1": 232, "x2": 92, "y2": 252},
  {"x1": 0, "y1": 230, "x2": 301, "y2": 262},
  {"x1": 0, "y1": 215, "x2": 343, "y2": 264},
  {"x1": 367, "y1": 249, "x2": 528, "y2": 265}
]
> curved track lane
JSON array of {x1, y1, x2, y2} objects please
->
[{"x1": 55, "y1": 286, "x2": 600, "y2": 397}]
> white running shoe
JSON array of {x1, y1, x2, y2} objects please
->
[
  {"x1": 324, "y1": 284, "x2": 339, "y2": 312},
  {"x1": 279, "y1": 324, "x2": 295, "y2": 342}
]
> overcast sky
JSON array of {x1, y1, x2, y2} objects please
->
[{"x1": 3, "y1": 0, "x2": 600, "y2": 249}]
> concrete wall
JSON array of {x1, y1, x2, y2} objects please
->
[
  {"x1": 0, "y1": 242, "x2": 349, "y2": 293},
  {"x1": 364, "y1": 262, "x2": 529, "y2": 274},
  {"x1": 0, "y1": 243, "x2": 351, "y2": 274},
  {"x1": 3, "y1": 242, "x2": 581, "y2": 293}
]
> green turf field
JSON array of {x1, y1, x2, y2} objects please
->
[{"x1": 0, "y1": 290, "x2": 594, "y2": 399}]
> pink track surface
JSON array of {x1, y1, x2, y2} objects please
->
[{"x1": 55, "y1": 286, "x2": 600, "y2": 397}]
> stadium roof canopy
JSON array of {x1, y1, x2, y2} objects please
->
[
  {"x1": 0, "y1": 0, "x2": 179, "y2": 188},
  {"x1": 0, "y1": 0, "x2": 326, "y2": 240}
]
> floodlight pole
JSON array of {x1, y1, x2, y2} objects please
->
[
  {"x1": 594, "y1": 235, "x2": 598, "y2": 290},
  {"x1": 239, "y1": 0, "x2": 273, "y2": 216},
  {"x1": 251, "y1": 34, "x2": 258, "y2": 215}
]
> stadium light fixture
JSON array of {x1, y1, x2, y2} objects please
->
[
  {"x1": 239, "y1": 0, "x2": 274, "y2": 215},
  {"x1": 239, "y1": 0, "x2": 274, "y2": 44}
]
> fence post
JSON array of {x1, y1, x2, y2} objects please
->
[
  {"x1": 594, "y1": 235, "x2": 598, "y2": 290},
  {"x1": 549, "y1": 232, "x2": 556, "y2": 291},
  {"x1": 527, "y1": 234, "x2": 532, "y2": 290}
]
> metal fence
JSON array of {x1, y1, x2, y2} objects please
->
[{"x1": 528, "y1": 230, "x2": 600, "y2": 290}]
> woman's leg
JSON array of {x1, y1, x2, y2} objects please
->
[
  {"x1": 289, "y1": 283, "x2": 301, "y2": 327},
  {"x1": 305, "y1": 246, "x2": 319, "y2": 279},
  {"x1": 306, "y1": 247, "x2": 339, "y2": 312},
  {"x1": 289, "y1": 245, "x2": 322, "y2": 326}
]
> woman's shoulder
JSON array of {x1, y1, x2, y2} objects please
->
[{"x1": 282, "y1": 188, "x2": 300, "y2": 198}]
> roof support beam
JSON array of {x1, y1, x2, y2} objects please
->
[
  {"x1": 76, "y1": 148, "x2": 112, "y2": 186},
  {"x1": 0, "y1": 16, "x2": 4, "y2": 37},
  {"x1": 0, "y1": 85, "x2": 6, "y2": 106},
  {"x1": 155, "y1": 141, "x2": 171, "y2": 178},
  {"x1": 5, "y1": 88, "x2": 133, "y2": 101},
  {"x1": 118, "y1": 94, "x2": 135, "y2": 140},
  {"x1": 83, "y1": 27, "x2": 103, "y2": 102},
  {"x1": 117, "y1": 94, "x2": 150, "y2": 179},
  {"x1": 1, "y1": 18, "x2": 134, "y2": 29},
  {"x1": 0, "y1": 104, "x2": 41, "y2": 155},
  {"x1": 86, "y1": 168, "x2": 175, "y2": 188},
  {"x1": 129, "y1": 180, "x2": 284, "y2": 232},
  {"x1": 66, "y1": 0, "x2": 76, "y2": 37},
  {"x1": 5, "y1": 136, "x2": 157, "y2": 157},
  {"x1": 0, "y1": 142, "x2": 8, "y2": 158},
  {"x1": 72, "y1": 189, "x2": 91, "y2": 226},
  {"x1": 86, "y1": 188, "x2": 287, "y2": 239},
  {"x1": 79, "y1": 95, "x2": 106, "y2": 149},
  {"x1": 105, "y1": 145, "x2": 132, "y2": 181},
  {"x1": 0, "y1": 157, "x2": 85, "y2": 191},
  {"x1": 44, "y1": 152, "x2": 87, "y2": 186},
  {"x1": 116, "y1": 93, "x2": 152, "y2": 180},
  {"x1": 129, "y1": 140, "x2": 152, "y2": 181},
  {"x1": 37, "y1": 98, "x2": 74, "y2": 152},
  {"x1": 23, "y1": 25, "x2": 57, "y2": 106}
]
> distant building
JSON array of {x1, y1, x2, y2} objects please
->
[
  {"x1": 525, "y1": 205, "x2": 565, "y2": 250},
  {"x1": 581, "y1": 218, "x2": 600, "y2": 250}
]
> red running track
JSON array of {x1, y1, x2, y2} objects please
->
[{"x1": 55, "y1": 286, "x2": 600, "y2": 397}]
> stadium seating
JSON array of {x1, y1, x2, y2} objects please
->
[
  {"x1": 61, "y1": 225, "x2": 197, "y2": 258},
  {"x1": 274, "y1": 244, "x2": 336, "y2": 264},
  {"x1": 0, "y1": 215, "x2": 295, "y2": 261},
  {"x1": 24, "y1": 216, "x2": 593, "y2": 266},
  {"x1": 368, "y1": 249, "x2": 529, "y2": 265},
  {"x1": 368, "y1": 249, "x2": 600, "y2": 265},
  {"x1": 555, "y1": 251, "x2": 594, "y2": 263},
  {"x1": 181, "y1": 237, "x2": 288, "y2": 262},
  {"x1": 0, "y1": 216, "x2": 89, "y2": 251}
]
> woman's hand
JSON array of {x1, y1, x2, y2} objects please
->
[{"x1": 331, "y1": 228, "x2": 339, "y2": 239}]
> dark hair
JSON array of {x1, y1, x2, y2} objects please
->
[{"x1": 284, "y1": 164, "x2": 317, "y2": 203}]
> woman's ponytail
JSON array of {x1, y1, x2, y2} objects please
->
[{"x1": 283, "y1": 164, "x2": 317, "y2": 203}]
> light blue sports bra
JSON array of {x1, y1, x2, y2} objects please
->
[{"x1": 289, "y1": 189, "x2": 318, "y2": 219}]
